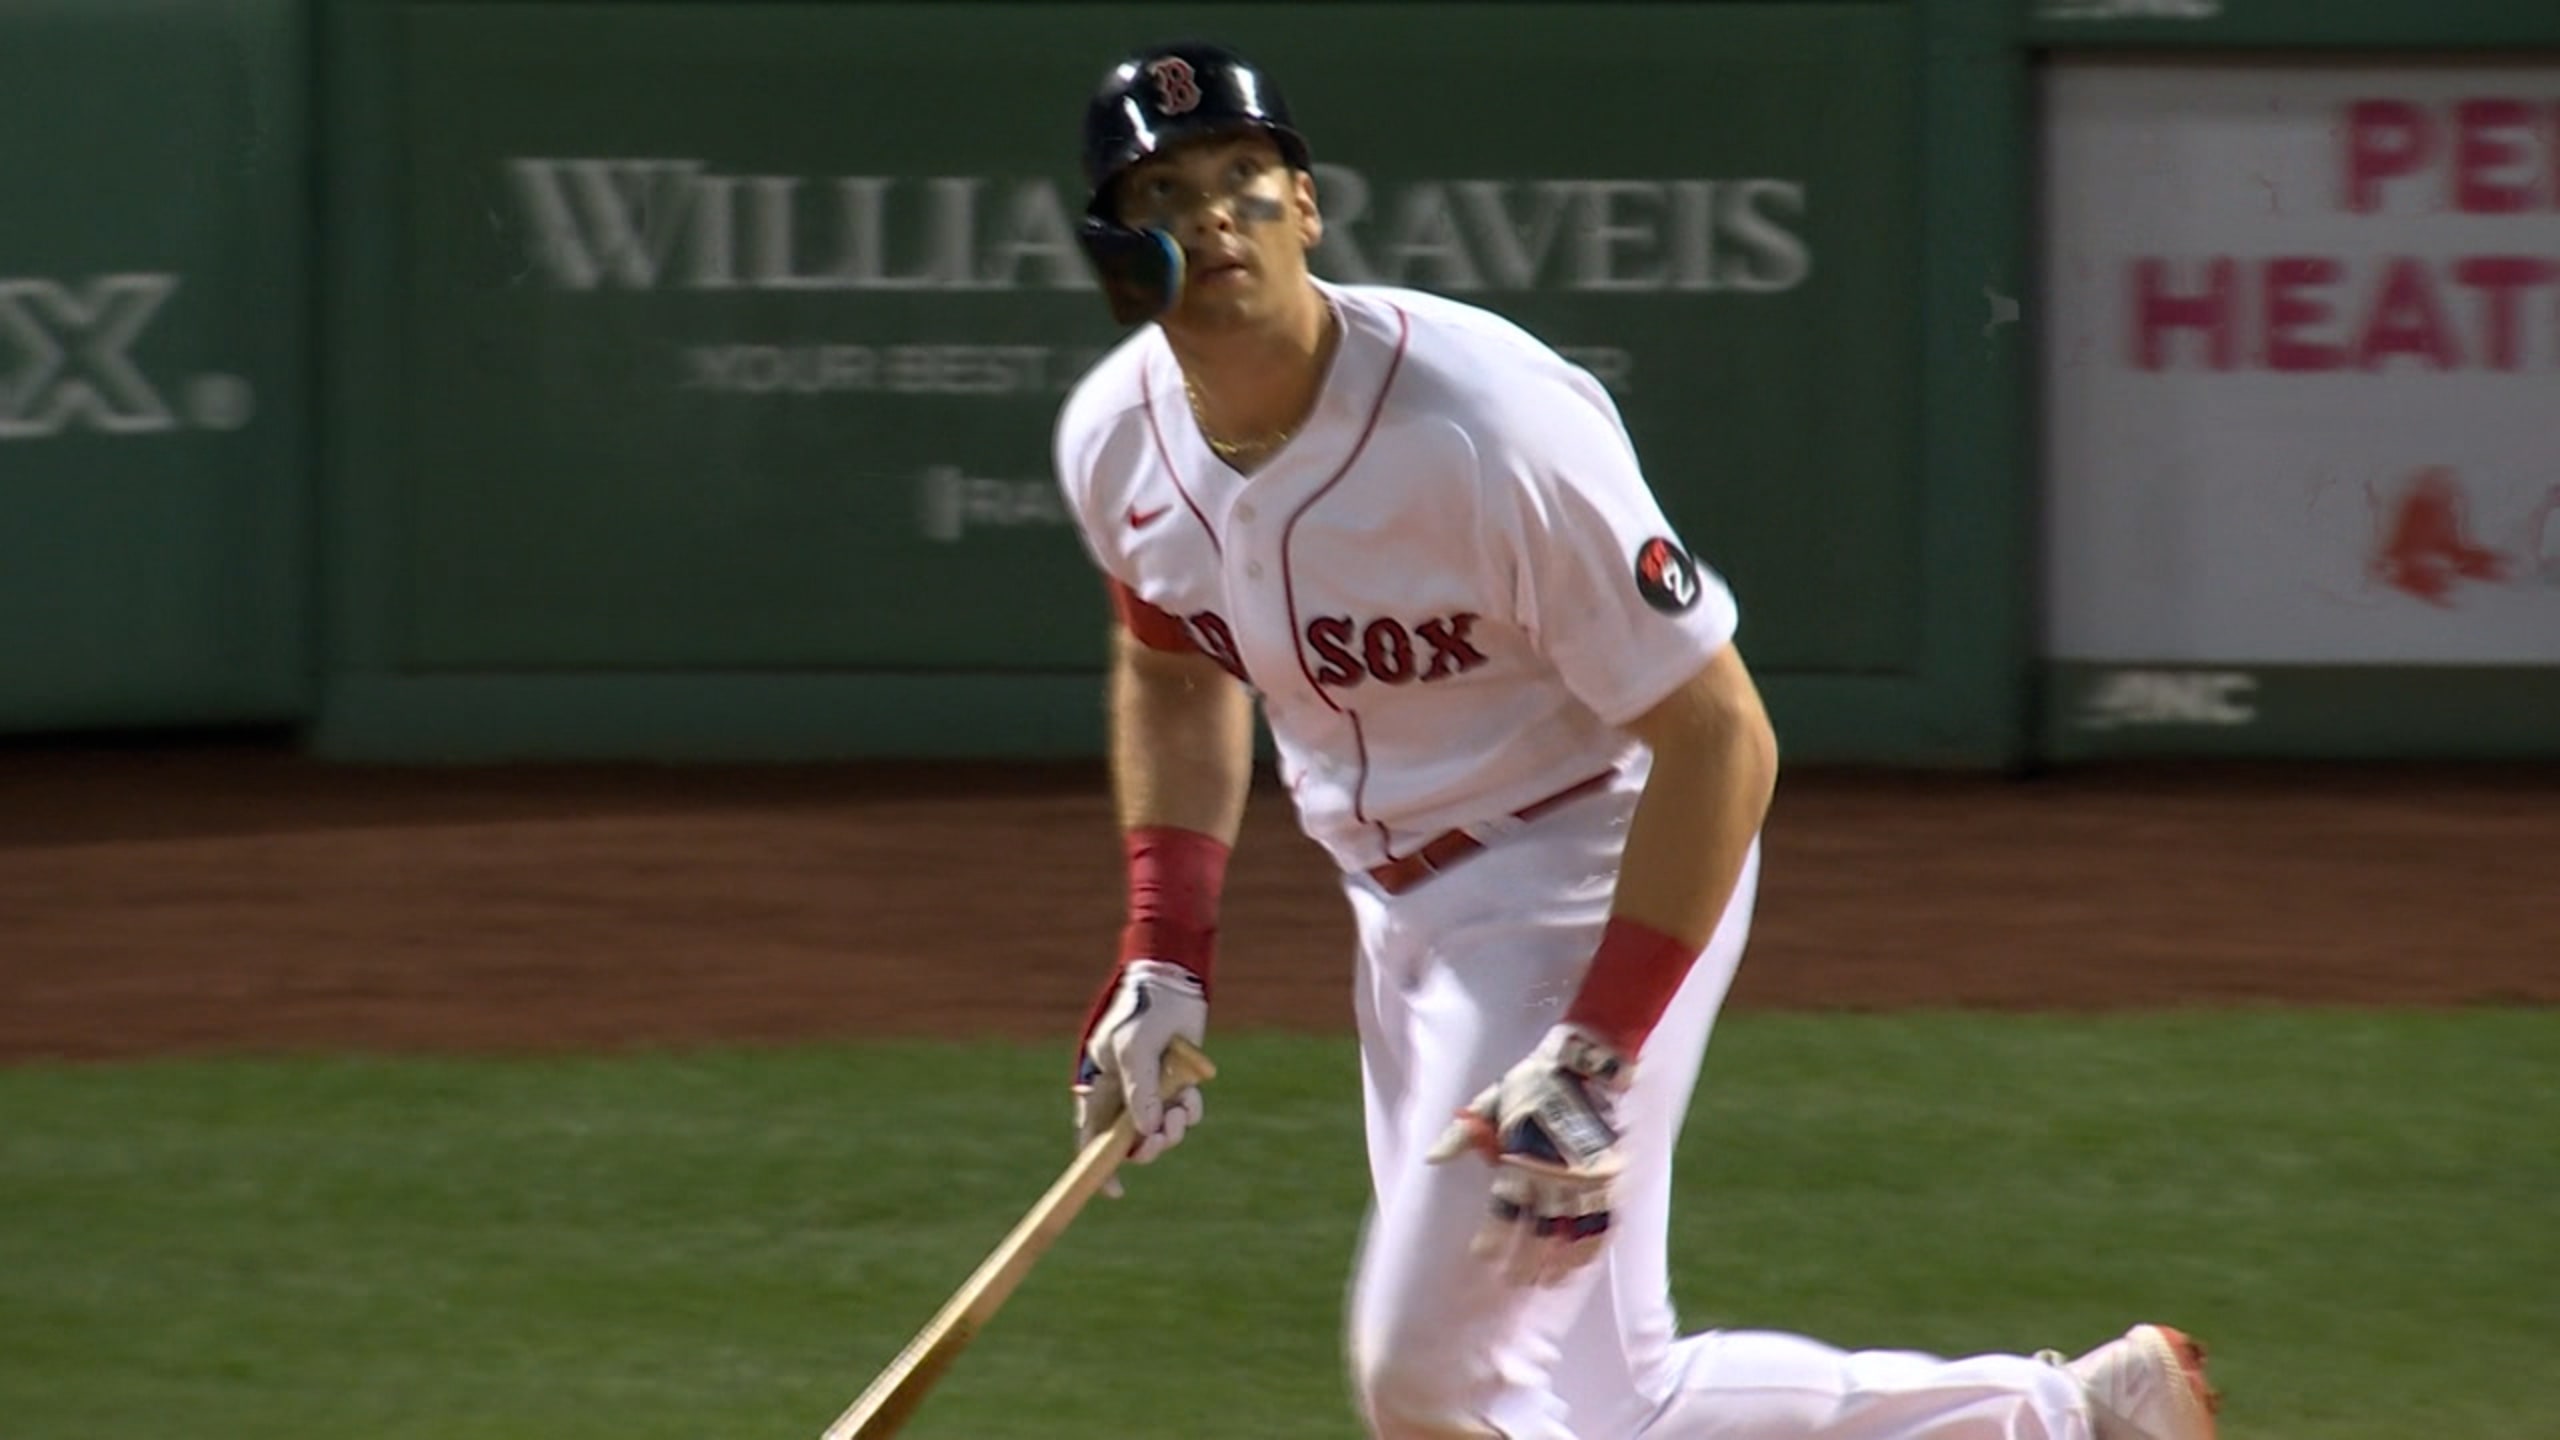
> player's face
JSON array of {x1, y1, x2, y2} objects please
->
[{"x1": 1115, "y1": 133, "x2": 1323, "y2": 330}]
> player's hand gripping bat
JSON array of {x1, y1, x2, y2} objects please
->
[{"x1": 816, "y1": 1036, "x2": 1218, "y2": 1440}]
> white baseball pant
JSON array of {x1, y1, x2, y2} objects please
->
[{"x1": 1339, "y1": 775, "x2": 2091, "y2": 1440}]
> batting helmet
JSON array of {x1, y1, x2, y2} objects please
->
[{"x1": 1075, "y1": 41, "x2": 1313, "y2": 325}]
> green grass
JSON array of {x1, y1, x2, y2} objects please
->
[{"x1": 2, "y1": 1011, "x2": 2552, "y2": 1439}]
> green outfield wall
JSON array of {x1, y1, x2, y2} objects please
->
[
  {"x1": 312, "y1": 0, "x2": 2027, "y2": 765},
  {"x1": 2, "y1": 0, "x2": 2550, "y2": 763},
  {"x1": 0, "y1": 0, "x2": 311, "y2": 733},
  {"x1": 2022, "y1": 0, "x2": 2560, "y2": 49}
]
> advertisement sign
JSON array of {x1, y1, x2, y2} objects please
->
[
  {"x1": 374, "y1": 3, "x2": 1921, "y2": 674},
  {"x1": 2042, "y1": 62, "x2": 2560, "y2": 671}
]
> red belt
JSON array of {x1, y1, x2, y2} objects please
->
[{"x1": 1364, "y1": 770, "x2": 1617, "y2": 896}]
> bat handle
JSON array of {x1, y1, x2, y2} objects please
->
[
  {"x1": 816, "y1": 1038, "x2": 1221, "y2": 1440},
  {"x1": 1160, "y1": 1035, "x2": 1218, "y2": 1091}
]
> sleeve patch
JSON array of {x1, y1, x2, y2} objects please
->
[{"x1": 1632, "y1": 537, "x2": 1704, "y2": 615}]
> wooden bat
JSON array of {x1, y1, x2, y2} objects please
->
[{"x1": 817, "y1": 1036, "x2": 1218, "y2": 1440}]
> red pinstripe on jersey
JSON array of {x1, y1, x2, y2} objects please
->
[
  {"x1": 1139, "y1": 381, "x2": 1221, "y2": 558},
  {"x1": 1278, "y1": 304, "x2": 1412, "y2": 860}
]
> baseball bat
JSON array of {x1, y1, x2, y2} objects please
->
[{"x1": 817, "y1": 1036, "x2": 1218, "y2": 1440}]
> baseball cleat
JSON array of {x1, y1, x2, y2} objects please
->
[{"x1": 2038, "y1": 1324, "x2": 2220, "y2": 1440}]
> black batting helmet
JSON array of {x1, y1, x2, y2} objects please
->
[{"x1": 1075, "y1": 41, "x2": 1313, "y2": 325}]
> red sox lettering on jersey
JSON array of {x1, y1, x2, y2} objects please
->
[
  {"x1": 1054, "y1": 281, "x2": 1739, "y2": 875},
  {"x1": 1177, "y1": 609, "x2": 1490, "y2": 689},
  {"x1": 1304, "y1": 612, "x2": 1491, "y2": 687}
]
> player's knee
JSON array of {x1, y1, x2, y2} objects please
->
[
  {"x1": 2023, "y1": 1361, "x2": 2095, "y2": 1439},
  {"x1": 1349, "y1": 1344, "x2": 1501, "y2": 1440}
]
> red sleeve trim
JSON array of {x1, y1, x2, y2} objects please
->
[{"x1": 1109, "y1": 577, "x2": 1200, "y2": 654}]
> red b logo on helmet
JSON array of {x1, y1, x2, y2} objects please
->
[{"x1": 1147, "y1": 57, "x2": 1202, "y2": 115}]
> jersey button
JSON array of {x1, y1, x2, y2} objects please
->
[
  {"x1": 1235, "y1": 503, "x2": 1258, "y2": 522},
  {"x1": 1245, "y1": 562, "x2": 1265, "y2": 579}
]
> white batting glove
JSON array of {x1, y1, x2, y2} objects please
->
[
  {"x1": 1073, "y1": 960, "x2": 1209, "y2": 1195},
  {"x1": 1426, "y1": 1023, "x2": 1631, "y2": 1286}
]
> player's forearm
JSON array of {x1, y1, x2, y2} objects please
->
[
  {"x1": 1108, "y1": 630, "x2": 1255, "y2": 843},
  {"x1": 1609, "y1": 688, "x2": 1777, "y2": 949},
  {"x1": 1106, "y1": 632, "x2": 1253, "y2": 988},
  {"x1": 1565, "y1": 647, "x2": 1778, "y2": 1054}
]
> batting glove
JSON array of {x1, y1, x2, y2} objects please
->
[
  {"x1": 1073, "y1": 960, "x2": 1209, "y2": 1195},
  {"x1": 1426, "y1": 1022, "x2": 1630, "y2": 1286}
]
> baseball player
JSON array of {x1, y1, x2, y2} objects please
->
[{"x1": 1053, "y1": 39, "x2": 2221, "y2": 1440}]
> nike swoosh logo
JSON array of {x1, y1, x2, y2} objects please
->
[{"x1": 1126, "y1": 503, "x2": 1172, "y2": 530}]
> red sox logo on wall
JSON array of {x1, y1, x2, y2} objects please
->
[
  {"x1": 2368, "y1": 466, "x2": 2507, "y2": 606},
  {"x1": 1147, "y1": 57, "x2": 1203, "y2": 116}
]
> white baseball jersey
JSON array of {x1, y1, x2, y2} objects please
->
[
  {"x1": 1052, "y1": 280, "x2": 1740, "y2": 876},
  {"x1": 1055, "y1": 280, "x2": 2103, "y2": 1440}
]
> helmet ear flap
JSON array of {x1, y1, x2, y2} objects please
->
[{"x1": 1077, "y1": 219, "x2": 1187, "y2": 326}]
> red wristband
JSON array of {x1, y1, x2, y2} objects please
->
[
  {"x1": 1563, "y1": 916, "x2": 1702, "y2": 1057},
  {"x1": 1118, "y1": 825, "x2": 1231, "y2": 991}
]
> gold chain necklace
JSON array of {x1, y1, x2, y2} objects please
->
[
  {"x1": 1181, "y1": 301, "x2": 1341, "y2": 462},
  {"x1": 1184, "y1": 377, "x2": 1303, "y2": 460}
]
